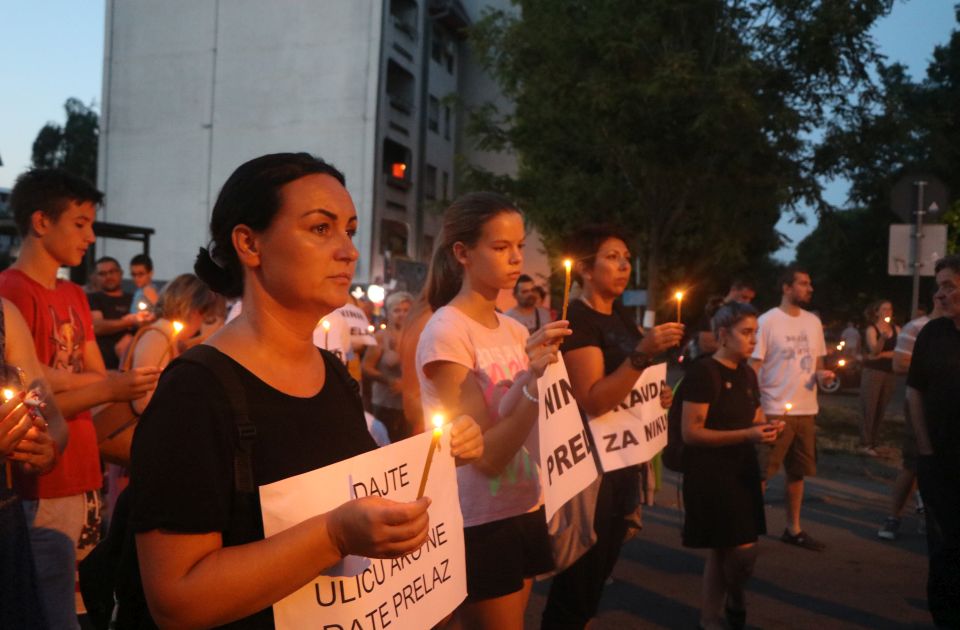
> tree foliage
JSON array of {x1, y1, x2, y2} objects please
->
[
  {"x1": 801, "y1": 7, "x2": 960, "y2": 320},
  {"x1": 31, "y1": 98, "x2": 99, "y2": 184},
  {"x1": 463, "y1": 0, "x2": 891, "y2": 313}
]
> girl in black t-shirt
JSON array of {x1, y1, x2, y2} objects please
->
[
  {"x1": 541, "y1": 225, "x2": 684, "y2": 630},
  {"x1": 130, "y1": 153, "x2": 483, "y2": 629},
  {"x1": 681, "y1": 302, "x2": 780, "y2": 630}
]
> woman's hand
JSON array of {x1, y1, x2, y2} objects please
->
[
  {"x1": 0, "y1": 393, "x2": 33, "y2": 458},
  {"x1": 449, "y1": 414, "x2": 483, "y2": 465},
  {"x1": 526, "y1": 320, "x2": 571, "y2": 378},
  {"x1": 746, "y1": 423, "x2": 780, "y2": 445},
  {"x1": 9, "y1": 425, "x2": 57, "y2": 475},
  {"x1": 659, "y1": 384, "x2": 674, "y2": 409},
  {"x1": 637, "y1": 323, "x2": 685, "y2": 356},
  {"x1": 327, "y1": 496, "x2": 431, "y2": 559}
]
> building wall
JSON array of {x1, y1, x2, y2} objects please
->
[{"x1": 99, "y1": 0, "x2": 383, "y2": 280}]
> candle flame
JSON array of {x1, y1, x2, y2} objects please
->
[
  {"x1": 884, "y1": 316, "x2": 891, "y2": 324},
  {"x1": 563, "y1": 259, "x2": 572, "y2": 271},
  {"x1": 367, "y1": 324, "x2": 375, "y2": 333},
  {"x1": 172, "y1": 321, "x2": 184, "y2": 334},
  {"x1": 321, "y1": 319, "x2": 331, "y2": 331},
  {"x1": 138, "y1": 301, "x2": 148, "y2": 311},
  {"x1": 380, "y1": 323, "x2": 387, "y2": 330},
  {"x1": 432, "y1": 413, "x2": 444, "y2": 436},
  {"x1": 785, "y1": 402, "x2": 793, "y2": 412},
  {"x1": 675, "y1": 291, "x2": 684, "y2": 301},
  {"x1": 2, "y1": 388, "x2": 14, "y2": 401},
  {"x1": 838, "y1": 359, "x2": 846, "y2": 367}
]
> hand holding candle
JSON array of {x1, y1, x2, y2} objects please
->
[
  {"x1": 448, "y1": 414, "x2": 484, "y2": 464},
  {"x1": 417, "y1": 413, "x2": 445, "y2": 499}
]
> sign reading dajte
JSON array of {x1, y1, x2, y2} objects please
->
[
  {"x1": 260, "y1": 431, "x2": 466, "y2": 630},
  {"x1": 537, "y1": 356, "x2": 599, "y2": 520},
  {"x1": 588, "y1": 363, "x2": 669, "y2": 472}
]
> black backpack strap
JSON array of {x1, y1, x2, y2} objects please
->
[
  {"x1": 177, "y1": 345, "x2": 257, "y2": 494},
  {"x1": 320, "y1": 348, "x2": 364, "y2": 417}
]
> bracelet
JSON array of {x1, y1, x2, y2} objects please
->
[{"x1": 521, "y1": 383, "x2": 538, "y2": 404}]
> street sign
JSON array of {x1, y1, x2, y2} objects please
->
[
  {"x1": 890, "y1": 174, "x2": 949, "y2": 223},
  {"x1": 888, "y1": 224, "x2": 948, "y2": 276}
]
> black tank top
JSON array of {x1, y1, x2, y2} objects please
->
[{"x1": 864, "y1": 324, "x2": 897, "y2": 372}]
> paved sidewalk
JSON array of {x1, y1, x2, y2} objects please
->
[{"x1": 526, "y1": 453, "x2": 932, "y2": 629}]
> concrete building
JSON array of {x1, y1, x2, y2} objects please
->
[{"x1": 97, "y1": 0, "x2": 547, "y2": 294}]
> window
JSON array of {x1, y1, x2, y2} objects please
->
[
  {"x1": 386, "y1": 60, "x2": 415, "y2": 114},
  {"x1": 441, "y1": 170, "x2": 450, "y2": 200},
  {"x1": 428, "y1": 96, "x2": 439, "y2": 132},
  {"x1": 390, "y1": 0, "x2": 417, "y2": 40},
  {"x1": 424, "y1": 165, "x2": 437, "y2": 199},
  {"x1": 380, "y1": 219, "x2": 409, "y2": 256},
  {"x1": 383, "y1": 139, "x2": 412, "y2": 187},
  {"x1": 443, "y1": 105, "x2": 451, "y2": 140},
  {"x1": 431, "y1": 24, "x2": 443, "y2": 63}
]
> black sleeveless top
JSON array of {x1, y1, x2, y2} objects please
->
[{"x1": 863, "y1": 324, "x2": 898, "y2": 372}]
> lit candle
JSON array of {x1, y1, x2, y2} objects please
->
[
  {"x1": 675, "y1": 291, "x2": 684, "y2": 323},
  {"x1": 2, "y1": 388, "x2": 14, "y2": 401},
  {"x1": 784, "y1": 402, "x2": 793, "y2": 416},
  {"x1": 367, "y1": 324, "x2": 375, "y2": 334},
  {"x1": 560, "y1": 259, "x2": 573, "y2": 322},
  {"x1": 884, "y1": 316, "x2": 891, "y2": 324},
  {"x1": 838, "y1": 359, "x2": 846, "y2": 367},
  {"x1": 321, "y1": 319, "x2": 331, "y2": 349},
  {"x1": 417, "y1": 414, "x2": 445, "y2": 499},
  {"x1": 379, "y1": 323, "x2": 387, "y2": 330},
  {"x1": 172, "y1": 321, "x2": 184, "y2": 335},
  {"x1": 138, "y1": 301, "x2": 148, "y2": 311}
]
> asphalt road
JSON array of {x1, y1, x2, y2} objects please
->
[{"x1": 524, "y1": 385, "x2": 932, "y2": 629}]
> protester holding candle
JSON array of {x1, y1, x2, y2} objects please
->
[
  {"x1": 859, "y1": 299, "x2": 899, "y2": 456},
  {"x1": 417, "y1": 192, "x2": 570, "y2": 629},
  {"x1": 541, "y1": 224, "x2": 683, "y2": 630},
  {"x1": 129, "y1": 153, "x2": 482, "y2": 628},
  {"x1": 681, "y1": 302, "x2": 778, "y2": 630}
]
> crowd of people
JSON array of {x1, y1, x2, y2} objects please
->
[{"x1": 0, "y1": 158, "x2": 957, "y2": 630}]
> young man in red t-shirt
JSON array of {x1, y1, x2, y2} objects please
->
[{"x1": 0, "y1": 169, "x2": 160, "y2": 629}]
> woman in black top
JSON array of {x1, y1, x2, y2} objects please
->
[
  {"x1": 130, "y1": 153, "x2": 482, "y2": 628},
  {"x1": 859, "y1": 299, "x2": 900, "y2": 455},
  {"x1": 681, "y1": 302, "x2": 779, "y2": 630},
  {"x1": 541, "y1": 225, "x2": 684, "y2": 630}
]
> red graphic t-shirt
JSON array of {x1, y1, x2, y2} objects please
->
[{"x1": 0, "y1": 269, "x2": 102, "y2": 499}]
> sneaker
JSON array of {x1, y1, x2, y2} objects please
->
[
  {"x1": 877, "y1": 517, "x2": 901, "y2": 540},
  {"x1": 781, "y1": 528, "x2": 826, "y2": 551}
]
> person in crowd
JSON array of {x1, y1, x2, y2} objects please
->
[
  {"x1": 541, "y1": 224, "x2": 683, "y2": 630},
  {"x1": 1, "y1": 297, "x2": 60, "y2": 630},
  {"x1": 906, "y1": 254, "x2": 960, "y2": 628},
  {"x1": 697, "y1": 279, "x2": 756, "y2": 356},
  {"x1": 0, "y1": 168, "x2": 160, "y2": 629},
  {"x1": 682, "y1": 302, "x2": 779, "y2": 630},
  {"x1": 840, "y1": 320, "x2": 861, "y2": 358},
  {"x1": 362, "y1": 290, "x2": 413, "y2": 442},
  {"x1": 505, "y1": 274, "x2": 553, "y2": 335},
  {"x1": 877, "y1": 298, "x2": 941, "y2": 540},
  {"x1": 127, "y1": 253, "x2": 159, "y2": 313},
  {"x1": 416, "y1": 192, "x2": 569, "y2": 630},
  {"x1": 88, "y1": 256, "x2": 153, "y2": 369},
  {"x1": 859, "y1": 299, "x2": 900, "y2": 456},
  {"x1": 129, "y1": 153, "x2": 482, "y2": 628},
  {"x1": 534, "y1": 284, "x2": 548, "y2": 310},
  {"x1": 399, "y1": 296, "x2": 433, "y2": 436},
  {"x1": 750, "y1": 266, "x2": 834, "y2": 552}
]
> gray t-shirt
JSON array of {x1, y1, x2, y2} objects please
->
[{"x1": 504, "y1": 306, "x2": 552, "y2": 335}]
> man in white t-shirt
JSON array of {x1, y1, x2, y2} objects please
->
[{"x1": 750, "y1": 266, "x2": 835, "y2": 551}]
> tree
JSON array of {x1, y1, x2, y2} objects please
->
[
  {"x1": 464, "y1": 0, "x2": 892, "y2": 312},
  {"x1": 31, "y1": 98, "x2": 99, "y2": 184},
  {"x1": 803, "y1": 7, "x2": 960, "y2": 319}
]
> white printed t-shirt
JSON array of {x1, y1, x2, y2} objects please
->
[
  {"x1": 416, "y1": 305, "x2": 541, "y2": 528},
  {"x1": 751, "y1": 307, "x2": 827, "y2": 416}
]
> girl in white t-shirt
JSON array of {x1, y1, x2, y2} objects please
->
[{"x1": 416, "y1": 192, "x2": 570, "y2": 629}]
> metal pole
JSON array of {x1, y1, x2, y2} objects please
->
[{"x1": 911, "y1": 180, "x2": 927, "y2": 318}]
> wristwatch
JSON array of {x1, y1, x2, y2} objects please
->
[{"x1": 629, "y1": 349, "x2": 652, "y2": 371}]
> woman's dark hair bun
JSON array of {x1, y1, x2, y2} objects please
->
[{"x1": 194, "y1": 247, "x2": 243, "y2": 298}]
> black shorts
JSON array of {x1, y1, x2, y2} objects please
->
[{"x1": 463, "y1": 506, "x2": 554, "y2": 601}]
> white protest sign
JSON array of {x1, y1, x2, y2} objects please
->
[
  {"x1": 588, "y1": 363, "x2": 669, "y2": 472},
  {"x1": 537, "y1": 356, "x2": 600, "y2": 520},
  {"x1": 260, "y1": 431, "x2": 466, "y2": 630}
]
